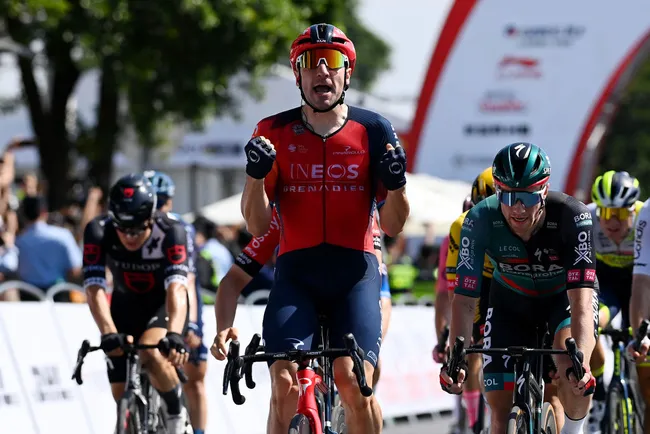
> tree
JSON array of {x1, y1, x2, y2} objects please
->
[
  {"x1": 596, "y1": 56, "x2": 650, "y2": 196},
  {"x1": 0, "y1": 0, "x2": 391, "y2": 209}
]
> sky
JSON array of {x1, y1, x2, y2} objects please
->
[
  {"x1": 0, "y1": 0, "x2": 453, "y2": 148},
  {"x1": 357, "y1": 0, "x2": 453, "y2": 120}
]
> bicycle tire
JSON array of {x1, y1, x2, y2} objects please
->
[
  {"x1": 506, "y1": 405, "x2": 528, "y2": 434},
  {"x1": 331, "y1": 405, "x2": 346, "y2": 434},
  {"x1": 606, "y1": 384, "x2": 639, "y2": 434},
  {"x1": 541, "y1": 402, "x2": 557, "y2": 434},
  {"x1": 288, "y1": 413, "x2": 313, "y2": 434},
  {"x1": 117, "y1": 392, "x2": 142, "y2": 434}
]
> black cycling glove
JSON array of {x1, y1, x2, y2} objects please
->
[
  {"x1": 164, "y1": 331, "x2": 188, "y2": 354},
  {"x1": 378, "y1": 145, "x2": 407, "y2": 190},
  {"x1": 245, "y1": 136, "x2": 276, "y2": 179},
  {"x1": 100, "y1": 333, "x2": 124, "y2": 354}
]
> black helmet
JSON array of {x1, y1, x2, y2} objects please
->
[{"x1": 108, "y1": 173, "x2": 157, "y2": 229}]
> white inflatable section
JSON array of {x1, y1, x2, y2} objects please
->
[{"x1": 411, "y1": 0, "x2": 650, "y2": 192}]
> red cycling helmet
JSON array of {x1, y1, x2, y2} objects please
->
[
  {"x1": 462, "y1": 195, "x2": 473, "y2": 212},
  {"x1": 290, "y1": 23, "x2": 357, "y2": 75}
]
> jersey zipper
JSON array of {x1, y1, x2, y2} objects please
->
[{"x1": 322, "y1": 137, "x2": 327, "y2": 244}]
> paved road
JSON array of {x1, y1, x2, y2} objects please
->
[{"x1": 384, "y1": 415, "x2": 454, "y2": 434}]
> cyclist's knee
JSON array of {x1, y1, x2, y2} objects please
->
[
  {"x1": 465, "y1": 353, "x2": 482, "y2": 391},
  {"x1": 590, "y1": 340, "x2": 605, "y2": 370},
  {"x1": 138, "y1": 347, "x2": 163, "y2": 367},
  {"x1": 485, "y1": 390, "x2": 512, "y2": 426},
  {"x1": 333, "y1": 358, "x2": 373, "y2": 408},
  {"x1": 185, "y1": 361, "x2": 207, "y2": 383},
  {"x1": 372, "y1": 358, "x2": 381, "y2": 387},
  {"x1": 598, "y1": 304, "x2": 610, "y2": 327},
  {"x1": 468, "y1": 352, "x2": 482, "y2": 373},
  {"x1": 110, "y1": 382, "x2": 126, "y2": 403},
  {"x1": 138, "y1": 328, "x2": 167, "y2": 366},
  {"x1": 183, "y1": 375, "x2": 204, "y2": 397},
  {"x1": 636, "y1": 366, "x2": 650, "y2": 403},
  {"x1": 269, "y1": 361, "x2": 298, "y2": 408}
]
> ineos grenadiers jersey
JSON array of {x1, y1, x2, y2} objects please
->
[
  {"x1": 587, "y1": 201, "x2": 644, "y2": 268},
  {"x1": 236, "y1": 210, "x2": 281, "y2": 277},
  {"x1": 235, "y1": 209, "x2": 385, "y2": 278},
  {"x1": 255, "y1": 106, "x2": 394, "y2": 256},
  {"x1": 454, "y1": 192, "x2": 597, "y2": 298},
  {"x1": 82, "y1": 212, "x2": 190, "y2": 301}
]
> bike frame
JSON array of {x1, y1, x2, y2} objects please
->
[
  {"x1": 611, "y1": 341, "x2": 636, "y2": 432},
  {"x1": 72, "y1": 339, "x2": 187, "y2": 434},
  {"x1": 511, "y1": 350, "x2": 546, "y2": 433},
  {"x1": 123, "y1": 351, "x2": 161, "y2": 432},
  {"x1": 457, "y1": 334, "x2": 586, "y2": 434},
  {"x1": 601, "y1": 327, "x2": 644, "y2": 433},
  {"x1": 297, "y1": 365, "x2": 324, "y2": 433},
  {"x1": 224, "y1": 332, "x2": 371, "y2": 434}
]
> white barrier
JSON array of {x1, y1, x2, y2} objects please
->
[{"x1": 0, "y1": 303, "x2": 453, "y2": 433}]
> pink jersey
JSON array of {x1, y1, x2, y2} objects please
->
[{"x1": 437, "y1": 235, "x2": 450, "y2": 294}]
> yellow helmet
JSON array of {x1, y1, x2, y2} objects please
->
[
  {"x1": 591, "y1": 170, "x2": 640, "y2": 208},
  {"x1": 471, "y1": 167, "x2": 496, "y2": 205}
]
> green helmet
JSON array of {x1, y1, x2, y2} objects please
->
[{"x1": 492, "y1": 142, "x2": 551, "y2": 189}]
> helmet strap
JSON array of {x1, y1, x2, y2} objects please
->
[{"x1": 297, "y1": 66, "x2": 348, "y2": 114}]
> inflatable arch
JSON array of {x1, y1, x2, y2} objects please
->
[{"x1": 403, "y1": 0, "x2": 650, "y2": 201}]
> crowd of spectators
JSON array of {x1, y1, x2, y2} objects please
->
[
  {"x1": 0, "y1": 138, "x2": 262, "y2": 303},
  {"x1": 0, "y1": 137, "x2": 443, "y2": 304}
]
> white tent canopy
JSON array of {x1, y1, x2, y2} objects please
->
[{"x1": 184, "y1": 173, "x2": 471, "y2": 238}]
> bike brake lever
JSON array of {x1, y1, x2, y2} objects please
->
[
  {"x1": 224, "y1": 340, "x2": 246, "y2": 405},
  {"x1": 634, "y1": 319, "x2": 650, "y2": 351},
  {"x1": 564, "y1": 338, "x2": 594, "y2": 395},
  {"x1": 244, "y1": 334, "x2": 261, "y2": 389},
  {"x1": 343, "y1": 334, "x2": 373, "y2": 397},
  {"x1": 71, "y1": 340, "x2": 91, "y2": 384},
  {"x1": 448, "y1": 337, "x2": 466, "y2": 383}
]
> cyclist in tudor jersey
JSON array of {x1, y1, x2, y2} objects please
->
[
  {"x1": 441, "y1": 143, "x2": 598, "y2": 434},
  {"x1": 144, "y1": 170, "x2": 208, "y2": 434},
  {"x1": 585, "y1": 170, "x2": 644, "y2": 433},
  {"x1": 239, "y1": 23, "x2": 409, "y2": 434},
  {"x1": 210, "y1": 210, "x2": 394, "y2": 389},
  {"x1": 82, "y1": 174, "x2": 190, "y2": 434},
  {"x1": 436, "y1": 168, "x2": 495, "y2": 433},
  {"x1": 629, "y1": 197, "x2": 650, "y2": 433}
]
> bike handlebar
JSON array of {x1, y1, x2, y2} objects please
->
[
  {"x1": 223, "y1": 333, "x2": 373, "y2": 405},
  {"x1": 448, "y1": 336, "x2": 594, "y2": 395},
  {"x1": 71, "y1": 339, "x2": 188, "y2": 385}
]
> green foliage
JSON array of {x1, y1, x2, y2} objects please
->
[
  {"x1": 597, "y1": 57, "x2": 650, "y2": 199},
  {"x1": 0, "y1": 0, "x2": 392, "y2": 205}
]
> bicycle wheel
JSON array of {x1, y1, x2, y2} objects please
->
[
  {"x1": 541, "y1": 402, "x2": 557, "y2": 434},
  {"x1": 607, "y1": 384, "x2": 634, "y2": 434},
  {"x1": 506, "y1": 405, "x2": 528, "y2": 434},
  {"x1": 331, "y1": 405, "x2": 346, "y2": 434},
  {"x1": 117, "y1": 392, "x2": 142, "y2": 434},
  {"x1": 288, "y1": 414, "x2": 313, "y2": 434}
]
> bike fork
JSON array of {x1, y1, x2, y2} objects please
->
[{"x1": 296, "y1": 368, "x2": 324, "y2": 433}]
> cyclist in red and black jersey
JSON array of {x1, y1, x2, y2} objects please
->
[
  {"x1": 211, "y1": 212, "x2": 393, "y2": 386},
  {"x1": 83, "y1": 174, "x2": 191, "y2": 433},
  {"x1": 239, "y1": 23, "x2": 409, "y2": 433}
]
